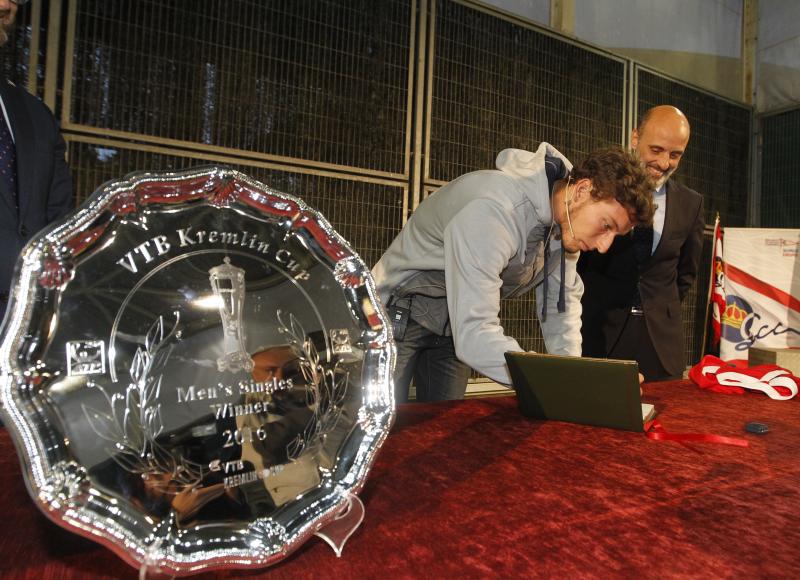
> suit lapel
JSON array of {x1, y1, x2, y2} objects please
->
[
  {"x1": 0, "y1": 81, "x2": 20, "y2": 217},
  {"x1": 0, "y1": 164, "x2": 14, "y2": 216},
  {"x1": 0, "y1": 80, "x2": 36, "y2": 222}
]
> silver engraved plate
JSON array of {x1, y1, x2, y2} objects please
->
[{"x1": 0, "y1": 167, "x2": 395, "y2": 574}]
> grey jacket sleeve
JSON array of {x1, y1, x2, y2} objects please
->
[{"x1": 443, "y1": 198, "x2": 524, "y2": 385}]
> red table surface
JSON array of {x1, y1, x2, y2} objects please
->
[{"x1": 1, "y1": 380, "x2": 799, "y2": 579}]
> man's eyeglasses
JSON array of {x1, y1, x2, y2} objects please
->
[{"x1": 10, "y1": 1, "x2": 31, "y2": 6}]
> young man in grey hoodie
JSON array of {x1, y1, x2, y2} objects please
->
[{"x1": 373, "y1": 143, "x2": 654, "y2": 402}]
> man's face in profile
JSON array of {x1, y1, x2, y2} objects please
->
[
  {"x1": 558, "y1": 178, "x2": 635, "y2": 254},
  {"x1": 0, "y1": 0, "x2": 19, "y2": 48}
]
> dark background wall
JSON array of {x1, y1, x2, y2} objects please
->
[
  {"x1": 760, "y1": 108, "x2": 800, "y2": 228},
  {"x1": 3, "y1": 0, "x2": 762, "y2": 377}
]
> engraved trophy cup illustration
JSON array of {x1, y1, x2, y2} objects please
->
[
  {"x1": 209, "y1": 256, "x2": 255, "y2": 374},
  {"x1": 0, "y1": 166, "x2": 395, "y2": 575}
]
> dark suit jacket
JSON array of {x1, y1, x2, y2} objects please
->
[
  {"x1": 0, "y1": 79, "x2": 72, "y2": 314},
  {"x1": 578, "y1": 180, "x2": 704, "y2": 377}
]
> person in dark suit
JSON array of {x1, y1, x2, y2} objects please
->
[
  {"x1": 578, "y1": 106, "x2": 704, "y2": 381},
  {"x1": 0, "y1": 0, "x2": 73, "y2": 320}
]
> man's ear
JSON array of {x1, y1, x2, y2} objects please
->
[
  {"x1": 573, "y1": 178, "x2": 593, "y2": 202},
  {"x1": 630, "y1": 128, "x2": 639, "y2": 149}
]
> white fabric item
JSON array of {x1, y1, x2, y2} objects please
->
[
  {"x1": 700, "y1": 364, "x2": 798, "y2": 400},
  {"x1": 718, "y1": 228, "x2": 800, "y2": 359}
]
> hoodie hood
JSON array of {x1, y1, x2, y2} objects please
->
[
  {"x1": 495, "y1": 142, "x2": 572, "y2": 180},
  {"x1": 495, "y1": 142, "x2": 573, "y2": 223}
]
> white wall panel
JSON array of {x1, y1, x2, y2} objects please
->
[
  {"x1": 574, "y1": 0, "x2": 742, "y2": 57},
  {"x1": 758, "y1": 0, "x2": 800, "y2": 112}
]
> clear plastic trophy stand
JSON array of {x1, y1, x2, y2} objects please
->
[{"x1": 314, "y1": 492, "x2": 366, "y2": 557}]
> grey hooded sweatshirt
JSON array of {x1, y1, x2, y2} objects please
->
[{"x1": 372, "y1": 142, "x2": 583, "y2": 385}]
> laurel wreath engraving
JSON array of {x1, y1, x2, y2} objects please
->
[
  {"x1": 82, "y1": 312, "x2": 204, "y2": 493},
  {"x1": 277, "y1": 310, "x2": 349, "y2": 461}
]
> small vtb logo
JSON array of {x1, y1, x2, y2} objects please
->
[{"x1": 66, "y1": 340, "x2": 106, "y2": 376}]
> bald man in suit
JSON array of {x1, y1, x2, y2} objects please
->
[
  {"x1": 578, "y1": 106, "x2": 704, "y2": 381},
  {"x1": 0, "y1": 0, "x2": 73, "y2": 320}
]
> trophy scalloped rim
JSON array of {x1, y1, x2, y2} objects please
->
[{"x1": 0, "y1": 165, "x2": 396, "y2": 575}]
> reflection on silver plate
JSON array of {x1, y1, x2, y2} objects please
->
[{"x1": 0, "y1": 167, "x2": 395, "y2": 575}]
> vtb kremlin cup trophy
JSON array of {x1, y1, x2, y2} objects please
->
[{"x1": 0, "y1": 167, "x2": 395, "y2": 576}]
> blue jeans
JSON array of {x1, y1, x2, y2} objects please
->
[{"x1": 393, "y1": 318, "x2": 472, "y2": 403}]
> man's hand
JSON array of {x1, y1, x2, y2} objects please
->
[{"x1": 639, "y1": 372, "x2": 644, "y2": 396}]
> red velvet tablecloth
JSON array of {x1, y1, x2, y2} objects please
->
[{"x1": 1, "y1": 380, "x2": 799, "y2": 578}]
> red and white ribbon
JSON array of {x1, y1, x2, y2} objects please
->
[{"x1": 698, "y1": 365, "x2": 798, "y2": 400}]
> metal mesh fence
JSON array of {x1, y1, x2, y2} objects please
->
[
  {"x1": 636, "y1": 68, "x2": 751, "y2": 227},
  {"x1": 68, "y1": 0, "x2": 412, "y2": 175},
  {"x1": 636, "y1": 69, "x2": 751, "y2": 368},
  {"x1": 67, "y1": 139, "x2": 405, "y2": 268},
  {"x1": 761, "y1": 108, "x2": 800, "y2": 228},
  {"x1": 427, "y1": 0, "x2": 626, "y2": 183}
]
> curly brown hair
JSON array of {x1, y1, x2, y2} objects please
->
[{"x1": 568, "y1": 146, "x2": 655, "y2": 226}]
